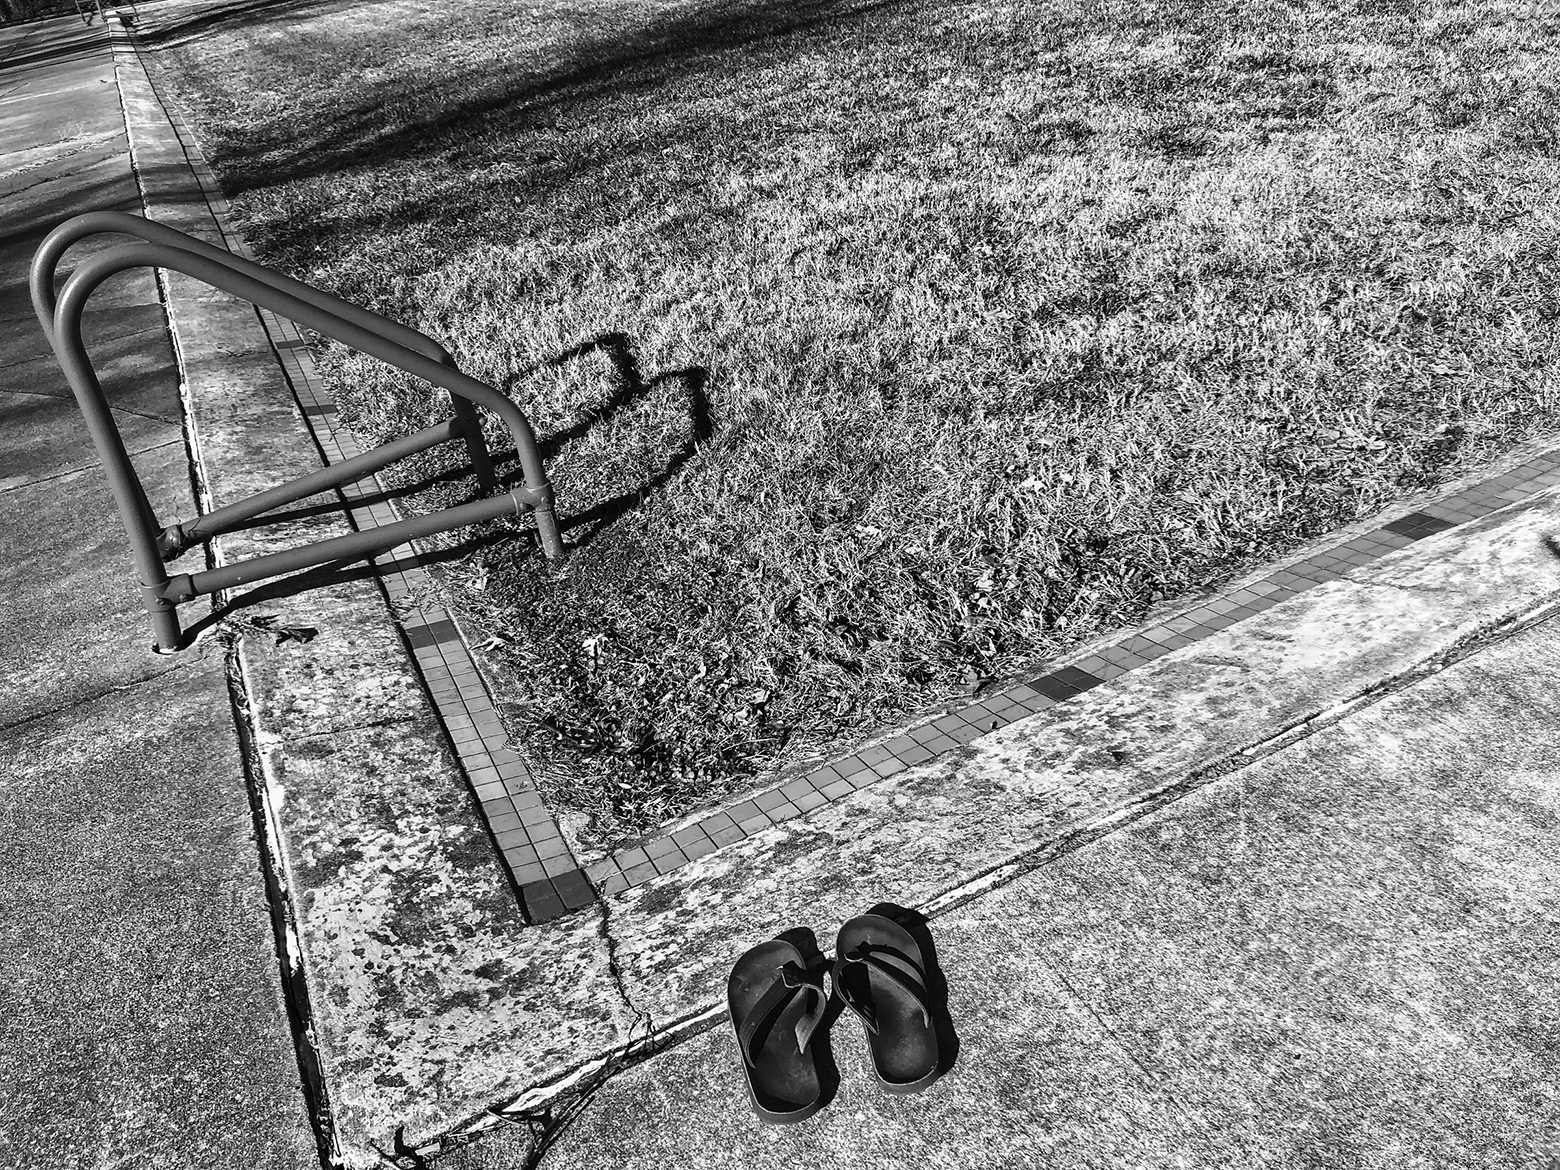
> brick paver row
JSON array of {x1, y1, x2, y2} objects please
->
[{"x1": 159, "y1": 88, "x2": 1560, "y2": 924}]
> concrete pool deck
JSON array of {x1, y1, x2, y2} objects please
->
[{"x1": 3, "y1": 4, "x2": 1559, "y2": 1167}]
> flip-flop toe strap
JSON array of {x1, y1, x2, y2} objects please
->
[
  {"x1": 738, "y1": 961, "x2": 827, "y2": 1069},
  {"x1": 840, "y1": 943, "x2": 934, "y2": 1032}
]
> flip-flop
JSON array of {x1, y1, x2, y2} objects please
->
[
  {"x1": 727, "y1": 937, "x2": 830, "y2": 1123},
  {"x1": 832, "y1": 913, "x2": 941, "y2": 1093}
]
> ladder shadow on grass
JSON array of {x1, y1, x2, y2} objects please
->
[{"x1": 521, "y1": 330, "x2": 714, "y2": 554}]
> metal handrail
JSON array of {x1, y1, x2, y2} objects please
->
[
  {"x1": 32, "y1": 215, "x2": 565, "y2": 652},
  {"x1": 31, "y1": 210, "x2": 495, "y2": 491}
]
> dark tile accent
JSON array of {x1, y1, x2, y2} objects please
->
[
  {"x1": 551, "y1": 869, "x2": 597, "y2": 911},
  {"x1": 405, "y1": 618, "x2": 461, "y2": 649},
  {"x1": 1034, "y1": 667, "x2": 1104, "y2": 702},
  {"x1": 522, "y1": 883, "x2": 565, "y2": 923},
  {"x1": 1382, "y1": 511, "x2": 1458, "y2": 539}
]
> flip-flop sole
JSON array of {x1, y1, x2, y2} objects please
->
[
  {"x1": 727, "y1": 938, "x2": 825, "y2": 1123},
  {"x1": 836, "y1": 913, "x2": 940, "y2": 1093}
]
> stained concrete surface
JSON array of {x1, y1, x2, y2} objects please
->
[{"x1": 464, "y1": 612, "x2": 1560, "y2": 1170}]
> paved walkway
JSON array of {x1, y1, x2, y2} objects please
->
[
  {"x1": 0, "y1": 14, "x2": 316, "y2": 1170},
  {"x1": 5, "y1": 4, "x2": 1560, "y2": 1168}
]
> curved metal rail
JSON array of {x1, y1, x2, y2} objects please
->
[{"x1": 31, "y1": 213, "x2": 564, "y2": 653}]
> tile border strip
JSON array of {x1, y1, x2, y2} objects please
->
[
  {"x1": 150, "y1": 103, "x2": 592, "y2": 923},
  {"x1": 147, "y1": 88, "x2": 1560, "y2": 921},
  {"x1": 580, "y1": 480, "x2": 1556, "y2": 900}
]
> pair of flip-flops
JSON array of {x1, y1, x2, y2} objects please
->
[{"x1": 727, "y1": 912, "x2": 941, "y2": 1123}]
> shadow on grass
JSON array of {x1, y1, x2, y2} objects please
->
[
  {"x1": 133, "y1": 0, "x2": 374, "y2": 47},
  {"x1": 177, "y1": 330, "x2": 712, "y2": 638},
  {"x1": 189, "y1": 0, "x2": 913, "y2": 197}
]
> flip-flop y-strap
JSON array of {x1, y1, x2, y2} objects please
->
[
  {"x1": 836, "y1": 943, "x2": 934, "y2": 1034},
  {"x1": 737, "y1": 961, "x2": 828, "y2": 1069}
]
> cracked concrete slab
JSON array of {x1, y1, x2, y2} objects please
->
[{"x1": 497, "y1": 612, "x2": 1560, "y2": 1170}]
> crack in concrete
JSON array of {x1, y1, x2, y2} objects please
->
[
  {"x1": 1038, "y1": 954, "x2": 1209, "y2": 1128},
  {"x1": 0, "y1": 656, "x2": 192, "y2": 737},
  {"x1": 0, "y1": 323, "x2": 168, "y2": 374},
  {"x1": 286, "y1": 714, "x2": 417, "y2": 743},
  {"x1": 0, "y1": 435, "x2": 182, "y2": 494}
]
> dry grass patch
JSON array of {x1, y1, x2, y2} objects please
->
[{"x1": 146, "y1": 0, "x2": 1560, "y2": 850}]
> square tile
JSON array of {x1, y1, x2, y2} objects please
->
[
  {"x1": 984, "y1": 698, "x2": 1026, "y2": 721},
  {"x1": 649, "y1": 851, "x2": 686, "y2": 877},
  {"x1": 645, "y1": 836, "x2": 681, "y2": 860},
  {"x1": 519, "y1": 804, "x2": 555, "y2": 827},
  {"x1": 670, "y1": 824, "x2": 712, "y2": 850},
  {"x1": 494, "y1": 827, "x2": 532, "y2": 851},
  {"x1": 754, "y1": 789, "x2": 788, "y2": 812},
  {"x1": 897, "y1": 743, "x2": 935, "y2": 767},
  {"x1": 598, "y1": 872, "x2": 630, "y2": 897},
  {"x1": 486, "y1": 811, "x2": 523, "y2": 835},
  {"x1": 868, "y1": 756, "x2": 905, "y2": 778},
  {"x1": 622, "y1": 861, "x2": 658, "y2": 885},
  {"x1": 820, "y1": 778, "x2": 853, "y2": 800},
  {"x1": 792, "y1": 789, "x2": 827, "y2": 812},
  {"x1": 908, "y1": 723, "x2": 943, "y2": 745},
  {"x1": 949, "y1": 721, "x2": 988, "y2": 744},
  {"x1": 533, "y1": 835, "x2": 573, "y2": 862},
  {"x1": 683, "y1": 837, "x2": 718, "y2": 862},
  {"x1": 922, "y1": 733, "x2": 961, "y2": 754},
  {"x1": 709, "y1": 823, "x2": 747, "y2": 847},
  {"x1": 780, "y1": 776, "x2": 819, "y2": 802},
  {"x1": 584, "y1": 859, "x2": 622, "y2": 884},
  {"x1": 508, "y1": 861, "x2": 548, "y2": 886},
  {"x1": 736, "y1": 814, "x2": 772, "y2": 834},
  {"x1": 857, "y1": 743, "x2": 896, "y2": 769},
  {"x1": 727, "y1": 799, "x2": 762, "y2": 823},
  {"x1": 542, "y1": 854, "x2": 578, "y2": 878},
  {"x1": 614, "y1": 846, "x2": 650, "y2": 871}
]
